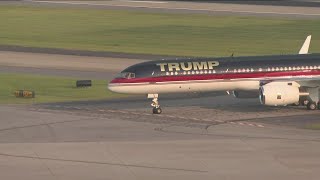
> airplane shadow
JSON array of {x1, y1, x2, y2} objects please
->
[{"x1": 41, "y1": 92, "x2": 304, "y2": 113}]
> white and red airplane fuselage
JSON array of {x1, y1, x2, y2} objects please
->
[
  {"x1": 108, "y1": 35, "x2": 319, "y2": 114},
  {"x1": 108, "y1": 54, "x2": 320, "y2": 113}
]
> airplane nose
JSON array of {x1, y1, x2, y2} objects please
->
[
  {"x1": 108, "y1": 78, "x2": 123, "y2": 93},
  {"x1": 108, "y1": 78, "x2": 130, "y2": 94},
  {"x1": 108, "y1": 80, "x2": 116, "y2": 92}
]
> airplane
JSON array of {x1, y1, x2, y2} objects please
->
[{"x1": 108, "y1": 35, "x2": 319, "y2": 114}]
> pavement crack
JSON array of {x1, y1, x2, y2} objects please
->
[
  {"x1": 104, "y1": 143, "x2": 139, "y2": 179},
  {"x1": 0, "y1": 118, "x2": 97, "y2": 133},
  {"x1": 0, "y1": 153, "x2": 208, "y2": 173},
  {"x1": 33, "y1": 151, "x2": 58, "y2": 179}
]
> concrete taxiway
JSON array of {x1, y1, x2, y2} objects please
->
[
  {"x1": 1, "y1": 96, "x2": 320, "y2": 180},
  {"x1": 0, "y1": 51, "x2": 146, "y2": 80},
  {"x1": 1, "y1": 51, "x2": 320, "y2": 180},
  {"x1": 15, "y1": 0, "x2": 320, "y2": 18}
]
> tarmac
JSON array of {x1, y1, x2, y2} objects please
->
[
  {"x1": 1, "y1": 51, "x2": 320, "y2": 180},
  {"x1": 13, "y1": 0, "x2": 320, "y2": 19}
]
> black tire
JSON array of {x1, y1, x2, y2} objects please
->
[
  {"x1": 152, "y1": 107, "x2": 162, "y2": 114},
  {"x1": 307, "y1": 102, "x2": 317, "y2": 110}
]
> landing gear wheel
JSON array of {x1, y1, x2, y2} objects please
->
[
  {"x1": 307, "y1": 101, "x2": 317, "y2": 110},
  {"x1": 303, "y1": 100, "x2": 309, "y2": 106},
  {"x1": 153, "y1": 107, "x2": 162, "y2": 114},
  {"x1": 150, "y1": 95, "x2": 162, "y2": 114}
]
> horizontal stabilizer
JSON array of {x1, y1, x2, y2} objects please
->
[{"x1": 299, "y1": 35, "x2": 312, "y2": 54}]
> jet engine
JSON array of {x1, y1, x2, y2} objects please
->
[
  {"x1": 259, "y1": 82, "x2": 307, "y2": 106},
  {"x1": 232, "y1": 90, "x2": 259, "y2": 99}
]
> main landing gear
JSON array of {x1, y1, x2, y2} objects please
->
[
  {"x1": 148, "y1": 94, "x2": 162, "y2": 114},
  {"x1": 305, "y1": 87, "x2": 320, "y2": 110},
  {"x1": 307, "y1": 101, "x2": 318, "y2": 110}
]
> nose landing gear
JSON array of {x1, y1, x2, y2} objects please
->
[
  {"x1": 148, "y1": 94, "x2": 162, "y2": 114},
  {"x1": 152, "y1": 107, "x2": 162, "y2": 114},
  {"x1": 151, "y1": 97, "x2": 162, "y2": 114}
]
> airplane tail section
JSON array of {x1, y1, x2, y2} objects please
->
[{"x1": 299, "y1": 35, "x2": 312, "y2": 54}]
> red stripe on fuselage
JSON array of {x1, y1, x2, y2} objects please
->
[{"x1": 110, "y1": 70, "x2": 320, "y2": 84}]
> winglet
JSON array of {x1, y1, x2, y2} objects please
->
[{"x1": 299, "y1": 35, "x2": 312, "y2": 54}]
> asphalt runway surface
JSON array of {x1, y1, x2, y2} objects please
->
[
  {"x1": 0, "y1": 51, "x2": 146, "y2": 80},
  {"x1": 11, "y1": 0, "x2": 320, "y2": 19},
  {"x1": 1, "y1": 51, "x2": 320, "y2": 180}
]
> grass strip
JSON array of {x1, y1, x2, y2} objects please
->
[
  {"x1": 0, "y1": 5, "x2": 320, "y2": 57},
  {"x1": 0, "y1": 73, "x2": 124, "y2": 104},
  {"x1": 305, "y1": 123, "x2": 320, "y2": 130}
]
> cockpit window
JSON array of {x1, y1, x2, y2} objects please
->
[
  {"x1": 116, "y1": 72, "x2": 135, "y2": 79},
  {"x1": 128, "y1": 73, "x2": 135, "y2": 79}
]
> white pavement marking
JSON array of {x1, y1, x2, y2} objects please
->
[
  {"x1": 121, "y1": 0, "x2": 167, "y2": 4},
  {"x1": 177, "y1": 117, "x2": 187, "y2": 119},
  {"x1": 214, "y1": 120, "x2": 224, "y2": 123},
  {"x1": 227, "y1": 121, "x2": 265, "y2": 128},
  {"x1": 203, "y1": 119, "x2": 215, "y2": 122},
  {"x1": 129, "y1": 112, "x2": 140, "y2": 115},
  {"x1": 32, "y1": 1, "x2": 320, "y2": 17},
  {"x1": 55, "y1": 106, "x2": 265, "y2": 128}
]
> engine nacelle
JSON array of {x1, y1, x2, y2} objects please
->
[
  {"x1": 232, "y1": 90, "x2": 259, "y2": 99},
  {"x1": 259, "y1": 82, "x2": 302, "y2": 106}
]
